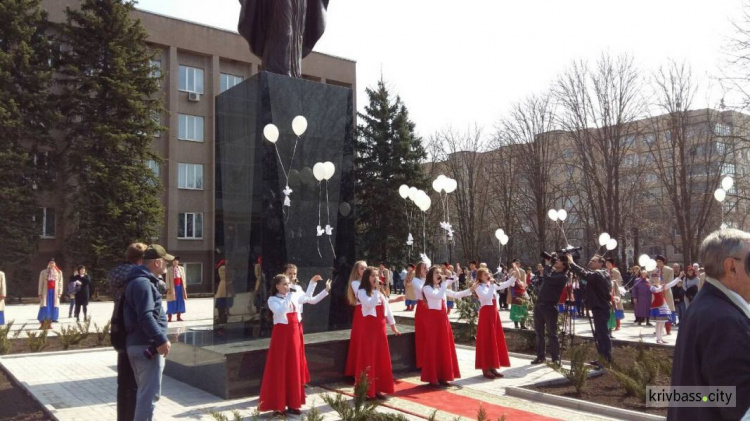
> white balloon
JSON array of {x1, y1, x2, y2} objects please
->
[
  {"x1": 437, "y1": 174, "x2": 447, "y2": 181},
  {"x1": 721, "y1": 222, "x2": 728, "y2": 230},
  {"x1": 291, "y1": 115, "x2": 308, "y2": 136},
  {"x1": 263, "y1": 124, "x2": 279, "y2": 143},
  {"x1": 408, "y1": 187, "x2": 417, "y2": 201},
  {"x1": 722, "y1": 176, "x2": 734, "y2": 191},
  {"x1": 558, "y1": 209, "x2": 568, "y2": 221},
  {"x1": 645, "y1": 259, "x2": 657, "y2": 272},
  {"x1": 495, "y1": 228, "x2": 504, "y2": 240},
  {"x1": 423, "y1": 196, "x2": 431, "y2": 211},
  {"x1": 323, "y1": 161, "x2": 335, "y2": 180},
  {"x1": 313, "y1": 162, "x2": 326, "y2": 181},
  {"x1": 444, "y1": 178, "x2": 457, "y2": 193},
  {"x1": 638, "y1": 254, "x2": 650, "y2": 267},
  {"x1": 606, "y1": 238, "x2": 618, "y2": 251},
  {"x1": 399, "y1": 185, "x2": 409, "y2": 199},
  {"x1": 598, "y1": 232, "x2": 610, "y2": 247},
  {"x1": 714, "y1": 188, "x2": 726, "y2": 202},
  {"x1": 548, "y1": 209, "x2": 558, "y2": 222},
  {"x1": 500, "y1": 234, "x2": 509, "y2": 245},
  {"x1": 432, "y1": 179, "x2": 443, "y2": 193}
]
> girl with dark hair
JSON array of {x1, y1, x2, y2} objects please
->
[
  {"x1": 412, "y1": 261, "x2": 428, "y2": 369},
  {"x1": 345, "y1": 260, "x2": 368, "y2": 377},
  {"x1": 421, "y1": 265, "x2": 472, "y2": 386},
  {"x1": 259, "y1": 274, "x2": 325, "y2": 416},
  {"x1": 473, "y1": 267, "x2": 515, "y2": 379},
  {"x1": 353, "y1": 267, "x2": 400, "y2": 400}
]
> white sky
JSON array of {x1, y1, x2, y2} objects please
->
[{"x1": 135, "y1": 0, "x2": 746, "y2": 138}]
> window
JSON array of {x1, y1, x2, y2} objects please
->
[
  {"x1": 645, "y1": 173, "x2": 658, "y2": 182},
  {"x1": 643, "y1": 133, "x2": 656, "y2": 145},
  {"x1": 150, "y1": 60, "x2": 161, "y2": 78},
  {"x1": 178, "y1": 114, "x2": 204, "y2": 142},
  {"x1": 183, "y1": 263, "x2": 203, "y2": 285},
  {"x1": 714, "y1": 123, "x2": 732, "y2": 136},
  {"x1": 178, "y1": 65, "x2": 204, "y2": 94},
  {"x1": 621, "y1": 135, "x2": 636, "y2": 148},
  {"x1": 623, "y1": 155, "x2": 636, "y2": 167},
  {"x1": 220, "y1": 73, "x2": 243, "y2": 92},
  {"x1": 640, "y1": 153, "x2": 654, "y2": 165},
  {"x1": 178, "y1": 212, "x2": 203, "y2": 239},
  {"x1": 178, "y1": 163, "x2": 204, "y2": 190},
  {"x1": 37, "y1": 207, "x2": 56, "y2": 238},
  {"x1": 716, "y1": 142, "x2": 730, "y2": 155},
  {"x1": 721, "y1": 163, "x2": 736, "y2": 176},
  {"x1": 664, "y1": 131, "x2": 672, "y2": 143}
]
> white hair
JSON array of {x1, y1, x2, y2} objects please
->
[{"x1": 699, "y1": 229, "x2": 750, "y2": 280}]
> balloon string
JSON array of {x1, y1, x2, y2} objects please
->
[
  {"x1": 326, "y1": 179, "x2": 336, "y2": 259},
  {"x1": 317, "y1": 182, "x2": 322, "y2": 258},
  {"x1": 422, "y1": 211, "x2": 426, "y2": 254},
  {"x1": 557, "y1": 221, "x2": 570, "y2": 246}
]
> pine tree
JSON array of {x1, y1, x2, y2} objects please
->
[
  {"x1": 58, "y1": 0, "x2": 164, "y2": 285},
  {"x1": 0, "y1": 0, "x2": 56, "y2": 287},
  {"x1": 356, "y1": 79, "x2": 427, "y2": 265}
]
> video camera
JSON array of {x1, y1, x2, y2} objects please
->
[{"x1": 541, "y1": 246, "x2": 583, "y2": 265}]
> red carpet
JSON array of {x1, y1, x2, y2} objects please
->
[{"x1": 391, "y1": 380, "x2": 560, "y2": 420}]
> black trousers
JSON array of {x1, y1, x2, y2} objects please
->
[
  {"x1": 117, "y1": 351, "x2": 137, "y2": 421},
  {"x1": 591, "y1": 307, "x2": 612, "y2": 362},
  {"x1": 534, "y1": 303, "x2": 560, "y2": 360},
  {"x1": 74, "y1": 303, "x2": 87, "y2": 319}
]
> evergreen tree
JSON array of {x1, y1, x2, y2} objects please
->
[
  {"x1": 356, "y1": 79, "x2": 427, "y2": 265},
  {"x1": 58, "y1": 0, "x2": 164, "y2": 285},
  {"x1": 0, "y1": 0, "x2": 56, "y2": 287}
]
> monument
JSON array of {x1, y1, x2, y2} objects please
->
[{"x1": 163, "y1": 4, "x2": 416, "y2": 399}]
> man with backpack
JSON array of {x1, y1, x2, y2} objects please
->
[{"x1": 108, "y1": 243, "x2": 147, "y2": 421}]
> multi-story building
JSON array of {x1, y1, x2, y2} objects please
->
[{"x1": 33, "y1": 1, "x2": 356, "y2": 294}]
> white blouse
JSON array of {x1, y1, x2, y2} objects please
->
[
  {"x1": 357, "y1": 289, "x2": 396, "y2": 325},
  {"x1": 292, "y1": 279, "x2": 329, "y2": 321},
  {"x1": 650, "y1": 277, "x2": 681, "y2": 294},
  {"x1": 350, "y1": 280, "x2": 361, "y2": 305},
  {"x1": 268, "y1": 291, "x2": 320, "y2": 325},
  {"x1": 411, "y1": 277, "x2": 425, "y2": 301},
  {"x1": 474, "y1": 277, "x2": 516, "y2": 307},
  {"x1": 422, "y1": 279, "x2": 472, "y2": 310}
]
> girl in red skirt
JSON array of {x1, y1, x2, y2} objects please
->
[
  {"x1": 259, "y1": 274, "x2": 313, "y2": 416},
  {"x1": 345, "y1": 260, "x2": 368, "y2": 377},
  {"x1": 421, "y1": 266, "x2": 472, "y2": 386},
  {"x1": 412, "y1": 261, "x2": 428, "y2": 369},
  {"x1": 354, "y1": 267, "x2": 401, "y2": 399},
  {"x1": 473, "y1": 268, "x2": 515, "y2": 379}
]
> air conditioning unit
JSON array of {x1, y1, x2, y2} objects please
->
[{"x1": 188, "y1": 92, "x2": 201, "y2": 102}]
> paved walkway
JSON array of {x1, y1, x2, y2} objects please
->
[{"x1": 0, "y1": 345, "x2": 621, "y2": 420}]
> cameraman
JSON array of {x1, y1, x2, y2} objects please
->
[
  {"x1": 566, "y1": 254, "x2": 612, "y2": 367},
  {"x1": 531, "y1": 254, "x2": 569, "y2": 365}
]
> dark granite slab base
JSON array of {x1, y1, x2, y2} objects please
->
[{"x1": 164, "y1": 326, "x2": 416, "y2": 399}]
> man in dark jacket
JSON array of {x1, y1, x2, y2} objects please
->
[
  {"x1": 107, "y1": 242, "x2": 147, "y2": 421},
  {"x1": 567, "y1": 253, "x2": 612, "y2": 367},
  {"x1": 124, "y1": 244, "x2": 173, "y2": 421},
  {"x1": 669, "y1": 229, "x2": 750, "y2": 421},
  {"x1": 531, "y1": 256, "x2": 569, "y2": 365}
]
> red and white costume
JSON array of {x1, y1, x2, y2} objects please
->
[
  {"x1": 474, "y1": 278, "x2": 515, "y2": 371},
  {"x1": 345, "y1": 280, "x2": 362, "y2": 376},
  {"x1": 353, "y1": 289, "x2": 396, "y2": 398}
]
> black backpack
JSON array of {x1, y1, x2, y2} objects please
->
[{"x1": 110, "y1": 293, "x2": 127, "y2": 351}]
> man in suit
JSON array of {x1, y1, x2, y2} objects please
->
[{"x1": 669, "y1": 229, "x2": 750, "y2": 420}]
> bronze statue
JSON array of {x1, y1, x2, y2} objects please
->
[{"x1": 238, "y1": 0, "x2": 329, "y2": 78}]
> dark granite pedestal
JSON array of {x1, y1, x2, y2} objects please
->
[{"x1": 164, "y1": 326, "x2": 416, "y2": 399}]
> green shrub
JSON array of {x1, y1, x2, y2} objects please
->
[
  {"x1": 0, "y1": 321, "x2": 26, "y2": 355},
  {"x1": 548, "y1": 341, "x2": 591, "y2": 393},
  {"x1": 26, "y1": 329, "x2": 49, "y2": 353},
  {"x1": 77, "y1": 316, "x2": 92, "y2": 341},
  {"x1": 609, "y1": 341, "x2": 672, "y2": 401},
  {"x1": 54, "y1": 325, "x2": 84, "y2": 350},
  {"x1": 94, "y1": 320, "x2": 111, "y2": 346},
  {"x1": 454, "y1": 298, "x2": 478, "y2": 342}
]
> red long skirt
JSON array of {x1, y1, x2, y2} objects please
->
[
  {"x1": 259, "y1": 313, "x2": 305, "y2": 412},
  {"x1": 345, "y1": 304, "x2": 363, "y2": 376},
  {"x1": 414, "y1": 300, "x2": 427, "y2": 368},
  {"x1": 420, "y1": 306, "x2": 461, "y2": 384},
  {"x1": 475, "y1": 301, "x2": 510, "y2": 370},
  {"x1": 353, "y1": 306, "x2": 394, "y2": 398}
]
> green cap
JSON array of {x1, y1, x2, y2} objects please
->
[{"x1": 143, "y1": 244, "x2": 174, "y2": 261}]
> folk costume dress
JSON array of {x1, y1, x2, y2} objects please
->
[
  {"x1": 292, "y1": 280, "x2": 329, "y2": 384},
  {"x1": 557, "y1": 281, "x2": 577, "y2": 318},
  {"x1": 345, "y1": 280, "x2": 363, "y2": 376},
  {"x1": 421, "y1": 280, "x2": 472, "y2": 384},
  {"x1": 37, "y1": 267, "x2": 62, "y2": 323},
  {"x1": 0, "y1": 271, "x2": 5, "y2": 325},
  {"x1": 214, "y1": 260, "x2": 234, "y2": 312},
  {"x1": 166, "y1": 265, "x2": 188, "y2": 316},
  {"x1": 354, "y1": 289, "x2": 397, "y2": 398},
  {"x1": 650, "y1": 278, "x2": 681, "y2": 320},
  {"x1": 412, "y1": 276, "x2": 427, "y2": 368},
  {"x1": 474, "y1": 278, "x2": 516, "y2": 371},
  {"x1": 509, "y1": 274, "x2": 529, "y2": 324},
  {"x1": 259, "y1": 292, "x2": 309, "y2": 413}
]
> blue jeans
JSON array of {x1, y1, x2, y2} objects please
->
[
  {"x1": 69, "y1": 298, "x2": 75, "y2": 317},
  {"x1": 127, "y1": 346, "x2": 165, "y2": 421},
  {"x1": 675, "y1": 300, "x2": 686, "y2": 324}
]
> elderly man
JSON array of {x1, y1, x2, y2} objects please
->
[{"x1": 669, "y1": 229, "x2": 750, "y2": 420}]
